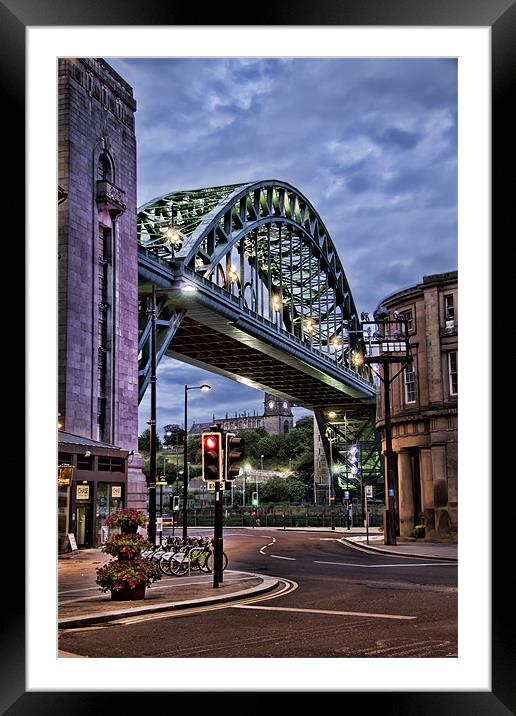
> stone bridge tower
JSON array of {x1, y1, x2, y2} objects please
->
[{"x1": 58, "y1": 58, "x2": 146, "y2": 510}]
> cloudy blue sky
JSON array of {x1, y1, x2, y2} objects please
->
[{"x1": 107, "y1": 57, "x2": 457, "y2": 437}]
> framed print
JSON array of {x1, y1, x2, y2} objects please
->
[{"x1": 6, "y1": 0, "x2": 513, "y2": 711}]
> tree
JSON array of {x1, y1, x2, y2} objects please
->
[
  {"x1": 293, "y1": 450, "x2": 314, "y2": 487},
  {"x1": 162, "y1": 424, "x2": 185, "y2": 447},
  {"x1": 295, "y1": 415, "x2": 314, "y2": 436},
  {"x1": 138, "y1": 428, "x2": 162, "y2": 454}
]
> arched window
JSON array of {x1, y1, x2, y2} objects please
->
[
  {"x1": 283, "y1": 420, "x2": 290, "y2": 434},
  {"x1": 97, "y1": 153, "x2": 113, "y2": 182}
]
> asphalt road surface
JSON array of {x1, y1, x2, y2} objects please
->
[{"x1": 58, "y1": 528, "x2": 458, "y2": 659}]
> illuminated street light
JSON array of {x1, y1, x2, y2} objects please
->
[
  {"x1": 304, "y1": 318, "x2": 316, "y2": 334},
  {"x1": 181, "y1": 284, "x2": 197, "y2": 293},
  {"x1": 351, "y1": 349, "x2": 364, "y2": 368},
  {"x1": 162, "y1": 225, "x2": 183, "y2": 246},
  {"x1": 327, "y1": 411, "x2": 337, "y2": 419},
  {"x1": 228, "y1": 265, "x2": 239, "y2": 284},
  {"x1": 271, "y1": 294, "x2": 282, "y2": 312}
]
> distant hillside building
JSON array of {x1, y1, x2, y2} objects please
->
[
  {"x1": 376, "y1": 271, "x2": 458, "y2": 542},
  {"x1": 188, "y1": 392, "x2": 294, "y2": 435}
]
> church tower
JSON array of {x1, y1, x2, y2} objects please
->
[{"x1": 262, "y1": 393, "x2": 294, "y2": 435}]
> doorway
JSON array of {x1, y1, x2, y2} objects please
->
[{"x1": 76, "y1": 504, "x2": 92, "y2": 547}]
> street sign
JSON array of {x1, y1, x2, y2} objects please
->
[
  {"x1": 344, "y1": 490, "x2": 350, "y2": 500},
  {"x1": 365, "y1": 486, "x2": 373, "y2": 499},
  {"x1": 156, "y1": 517, "x2": 163, "y2": 531}
]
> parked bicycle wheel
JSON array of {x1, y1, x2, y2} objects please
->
[
  {"x1": 170, "y1": 553, "x2": 189, "y2": 576},
  {"x1": 159, "y1": 553, "x2": 174, "y2": 575},
  {"x1": 198, "y1": 549, "x2": 211, "y2": 573},
  {"x1": 205, "y1": 551, "x2": 229, "y2": 573}
]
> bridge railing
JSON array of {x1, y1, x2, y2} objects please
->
[{"x1": 183, "y1": 268, "x2": 375, "y2": 390}]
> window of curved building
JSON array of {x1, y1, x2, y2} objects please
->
[{"x1": 404, "y1": 362, "x2": 416, "y2": 404}]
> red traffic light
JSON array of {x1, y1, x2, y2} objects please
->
[
  {"x1": 202, "y1": 431, "x2": 223, "y2": 481},
  {"x1": 204, "y1": 435, "x2": 218, "y2": 450}
]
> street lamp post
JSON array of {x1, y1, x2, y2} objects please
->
[
  {"x1": 148, "y1": 285, "x2": 158, "y2": 546},
  {"x1": 183, "y1": 383, "x2": 211, "y2": 540},
  {"x1": 358, "y1": 311, "x2": 412, "y2": 546}
]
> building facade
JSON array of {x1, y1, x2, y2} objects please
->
[
  {"x1": 58, "y1": 432, "x2": 129, "y2": 550},
  {"x1": 376, "y1": 271, "x2": 458, "y2": 541},
  {"x1": 58, "y1": 58, "x2": 146, "y2": 549},
  {"x1": 188, "y1": 392, "x2": 294, "y2": 436}
]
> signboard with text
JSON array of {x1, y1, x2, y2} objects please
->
[
  {"x1": 111, "y1": 486, "x2": 122, "y2": 498},
  {"x1": 76, "y1": 484, "x2": 90, "y2": 500}
]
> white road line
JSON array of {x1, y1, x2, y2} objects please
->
[
  {"x1": 231, "y1": 605, "x2": 415, "y2": 621},
  {"x1": 118, "y1": 577, "x2": 296, "y2": 626},
  {"x1": 313, "y1": 561, "x2": 456, "y2": 568},
  {"x1": 269, "y1": 554, "x2": 296, "y2": 561},
  {"x1": 259, "y1": 537, "x2": 275, "y2": 554}
]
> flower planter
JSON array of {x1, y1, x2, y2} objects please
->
[
  {"x1": 120, "y1": 523, "x2": 138, "y2": 534},
  {"x1": 110, "y1": 581, "x2": 146, "y2": 601}
]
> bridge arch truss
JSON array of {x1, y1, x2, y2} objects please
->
[{"x1": 138, "y1": 180, "x2": 366, "y2": 371}]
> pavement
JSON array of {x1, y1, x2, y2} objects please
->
[{"x1": 58, "y1": 527, "x2": 457, "y2": 650}]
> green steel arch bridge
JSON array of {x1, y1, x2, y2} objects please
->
[{"x1": 137, "y1": 180, "x2": 383, "y2": 499}]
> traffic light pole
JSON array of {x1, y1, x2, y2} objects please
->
[{"x1": 213, "y1": 479, "x2": 224, "y2": 588}]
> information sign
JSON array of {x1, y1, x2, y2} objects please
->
[
  {"x1": 68, "y1": 533, "x2": 78, "y2": 551},
  {"x1": 111, "y1": 486, "x2": 122, "y2": 498},
  {"x1": 365, "y1": 486, "x2": 373, "y2": 499},
  {"x1": 76, "y1": 484, "x2": 90, "y2": 500}
]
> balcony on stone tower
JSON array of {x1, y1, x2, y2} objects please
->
[{"x1": 96, "y1": 179, "x2": 127, "y2": 219}]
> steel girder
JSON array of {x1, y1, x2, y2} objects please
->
[
  {"x1": 315, "y1": 404, "x2": 384, "y2": 506},
  {"x1": 137, "y1": 179, "x2": 382, "y2": 496},
  {"x1": 137, "y1": 180, "x2": 373, "y2": 380}
]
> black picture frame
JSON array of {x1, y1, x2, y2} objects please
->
[{"x1": 6, "y1": 0, "x2": 511, "y2": 711}]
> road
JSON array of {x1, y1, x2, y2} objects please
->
[{"x1": 58, "y1": 528, "x2": 457, "y2": 658}]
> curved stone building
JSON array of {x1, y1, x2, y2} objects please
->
[{"x1": 375, "y1": 271, "x2": 458, "y2": 542}]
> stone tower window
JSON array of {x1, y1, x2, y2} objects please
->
[{"x1": 98, "y1": 153, "x2": 113, "y2": 182}]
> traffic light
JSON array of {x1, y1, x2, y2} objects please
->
[
  {"x1": 251, "y1": 510, "x2": 257, "y2": 520},
  {"x1": 251, "y1": 491, "x2": 258, "y2": 507},
  {"x1": 225, "y1": 432, "x2": 243, "y2": 481},
  {"x1": 172, "y1": 495, "x2": 180, "y2": 512},
  {"x1": 201, "y1": 431, "x2": 223, "y2": 482}
]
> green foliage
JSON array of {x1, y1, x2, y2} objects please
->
[
  {"x1": 237, "y1": 419, "x2": 313, "y2": 469},
  {"x1": 258, "y1": 476, "x2": 309, "y2": 503},
  {"x1": 138, "y1": 428, "x2": 162, "y2": 453},
  {"x1": 414, "y1": 524, "x2": 426, "y2": 538},
  {"x1": 292, "y1": 451, "x2": 315, "y2": 486},
  {"x1": 96, "y1": 558, "x2": 162, "y2": 593},
  {"x1": 102, "y1": 533, "x2": 151, "y2": 560},
  {"x1": 162, "y1": 424, "x2": 185, "y2": 447}
]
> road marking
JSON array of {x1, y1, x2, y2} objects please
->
[
  {"x1": 259, "y1": 537, "x2": 276, "y2": 554},
  {"x1": 231, "y1": 605, "x2": 416, "y2": 621},
  {"x1": 115, "y1": 577, "x2": 297, "y2": 626},
  {"x1": 313, "y1": 560, "x2": 456, "y2": 568},
  {"x1": 269, "y1": 554, "x2": 296, "y2": 560}
]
